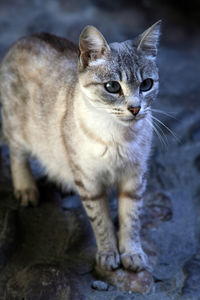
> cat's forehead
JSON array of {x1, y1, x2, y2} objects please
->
[
  {"x1": 92, "y1": 41, "x2": 158, "y2": 83},
  {"x1": 109, "y1": 42, "x2": 139, "y2": 82},
  {"x1": 109, "y1": 41, "x2": 136, "y2": 59}
]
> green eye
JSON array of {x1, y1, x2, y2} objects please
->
[
  {"x1": 140, "y1": 78, "x2": 153, "y2": 92},
  {"x1": 104, "y1": 81, "x2": 121, "y2": 93}
]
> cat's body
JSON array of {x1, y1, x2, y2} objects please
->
[{"x1": 0, "y1": 23, "x2": 160, "y2": 271}]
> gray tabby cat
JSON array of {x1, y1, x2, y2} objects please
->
[{"x1": 0, "y1": 21, "x2": 160, "y2": 272}]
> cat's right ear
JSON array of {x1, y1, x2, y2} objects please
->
[{"x1": 78, "y1": 26, "x2": 110, "y2": 70}]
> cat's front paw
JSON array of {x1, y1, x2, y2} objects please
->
[
  {"x1": 96, "y1": 250, "x2": 120, "y2": 271},
  {"x1": 14, "y1": 188, "x2": 39, "y2": 207},
  {"x1": 121, "y1": 250, "x2": 149, "y2": 272}
]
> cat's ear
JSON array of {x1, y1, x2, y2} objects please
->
[
  {"x1": 79, "y1": 26, "x2": 110, "y2": 69},
  {"x1": 136, "y1": 20, "x2": 161, "y2": 58}
]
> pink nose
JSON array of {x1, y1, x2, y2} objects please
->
[{"x1": 128, "y1": 106, "x2": 141, "y2": 116}]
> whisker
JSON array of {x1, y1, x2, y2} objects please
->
[
  {"x1": 152, "y1": 122, "x2": 167, "y2": 147},
  {"x1": 151, "y1": 108, "x2": 179, "y2": 121},
  {"x1": 151, "y1": 115, "x2": 180, "y2": 142},
  {"x1": 146, "y1": 118, "x2": 167, "y2": 148},
  {"x1": 152, "y1": 119, "x2": 168, "y2": 145}
]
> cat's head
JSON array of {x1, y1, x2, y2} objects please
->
[{"x1": 78, "y1": 21, "x2": 161, "y2": 125}]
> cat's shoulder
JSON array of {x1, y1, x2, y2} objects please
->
[
  {"x1": 4, "y1": 32, "x2": 78, "y2": 62},
  {"x1": 31, "y1": 32, "x2": 78, "y2": 55}
]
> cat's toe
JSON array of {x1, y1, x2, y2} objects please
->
[
  {"x1": 96, "y1": 250, "x2": 120, "y2": 271},
  {"x1": 14, "y1": 188, "x2": 39, "y2": 207},
  {"x1": 121, "y1": 250, "x2": 149, "y2": 272}
]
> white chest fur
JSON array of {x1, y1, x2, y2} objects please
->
[{"x1": 70, "y1": 97, "x2": 151, "y2": 187}]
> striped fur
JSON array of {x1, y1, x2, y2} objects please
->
[{"x1": 0, "y1": 22, "x2": 160, "y2": 271}]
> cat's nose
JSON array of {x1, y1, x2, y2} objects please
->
[{"x1": 128, "y1": 105, "x2": 141, "y2": 116}]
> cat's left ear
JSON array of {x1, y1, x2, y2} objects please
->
[
  {"x1": 136, "y1": 20, "x2": 161, "y2": 58},
  {"x1": 79, "y1": 26, "x2": 110, "y2": 69}
]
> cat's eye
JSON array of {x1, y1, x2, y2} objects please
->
[
  {"x1": 140, "y1": 78, "x2": 153, "y2": 92},
  {"x1": 104, "y1": 81, "x2": 121, "y2": 94}
]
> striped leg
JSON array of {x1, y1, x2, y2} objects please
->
[
  {"x1": 118, "y1": 174, "x2": 149, "y2": 271},
  {"x1": 75, "y1": 179, "x2": 120, "y2": 270}
]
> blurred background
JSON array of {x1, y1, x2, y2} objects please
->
[
  {"x1": 0, "y1": 1, "x2": 200, "y2": 299},
  {"x1": 0, "y1": 0, "x2": 200, "y2": 46}
]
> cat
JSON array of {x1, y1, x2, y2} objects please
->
[{"x1": 0, "y1": 21, "x2": 161, "y2": 272}]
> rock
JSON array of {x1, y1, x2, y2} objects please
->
[
  {"x1": 0, "y1": 145, "x2": 11, "y2": 184},
  {"x1": 92, "y1": 280, "x2": 109, "y2": 291},
  {"x1": 0, "y1": 208, "x2": 17, "y2": 267},
  {"x1": 141, "y1": 238, "x2": 158, "y2": 270},
  {"x1": 62, "y1": 194, "x2": 81, "y2": 210},
  {"x1": 194, "y1": 154, "x2": 200, "y2": 172},
  {"x1": 153, "y1": 268, "x2": 186, "y2": 299},
  {"x1": 145, "y1": 191, "x2": 172, "y2": 209},
  {"x1": 5, "y1": 263, "x2": 85, "y2": 300},
  {"x1": 189, "y1": 122, "x2": 200, "y2": 142},
  {"x1": 182, "y1": 249, "x2": 200, "y2": 298},
  {"x1": 141, "y1": 191, "x2": 173, "y2": 229},
  {"x1": 94, "y1": 266, "x2": 153, "y2": 294}
]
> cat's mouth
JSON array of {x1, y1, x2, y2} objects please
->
[
  {"x1": 118, "y1": 116, "x2": 136, "y2": 123},
  {"x1": 118, "y1": 115, "x2": 145, "y2": 124}
]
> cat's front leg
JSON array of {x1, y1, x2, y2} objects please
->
[
  {"x1": 75, "y1": 180, "x2": 120, "y2": 270},
  {"x1": 118, "y1": 173, "x2": 149, "y2": 272},
  {"x1": 10, "y1": 146, "x2": 39, "y2": 207}
]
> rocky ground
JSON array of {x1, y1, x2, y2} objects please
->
[{"x1": 0, "y1": 0, "x2": 200, "y2": 299}]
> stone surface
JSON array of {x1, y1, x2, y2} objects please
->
[
  {"x1": 182, "y1": 249, "x2": 200, "y2": 298},
  {"x1": 0, "y1": 1, "x2": 200, "y2": 299},
  {"x1": 94, "y1": 267, "x2": 154, "y2": 294},
  {"x1": 92, "y1": 280, "x2": 109, "y2": 291},
  {"x1": 141, "y1": 191, "x2": 173, "y2": 229},
  {"x1": 5, "y1": 264, "x2": 81, "y2": 300},
  {"x1": 194, "y1": 154, "x2": 200, "y2": 172},
  {"x1": 0, "y1": 208, "x2": 17, "y2": 267}
]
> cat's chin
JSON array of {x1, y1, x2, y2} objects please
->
[
  {"x1": 117, "y1": 115, "x2": 145, "y2": 126},
  {"x1": 117, "y1": 117, "x2": 136, "y2": 125}
]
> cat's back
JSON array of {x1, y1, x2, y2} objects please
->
[
  {"x1": 31, "y1": 32, "x2": 78, "y2": 56},
  {"x1": 1, "y1": 32, "x2": 78, "y2": 66},
  {"x1": 26, "y1": 32, "x2": 78, "y2": 68},
  {"x1": 0, "y1": 33, "x2": 78, "y2": 99},
  {"x1": 0, "y1": 33, "x2": 78, "y2": 155}
]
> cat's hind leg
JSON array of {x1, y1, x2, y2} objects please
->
[{"x1": 10, "y1": 146, "x2": 39, "y2": 207}]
